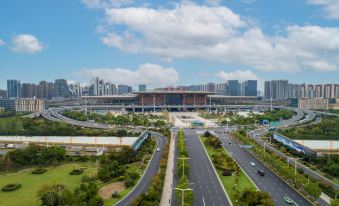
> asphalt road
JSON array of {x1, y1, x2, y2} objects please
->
[
  {"x1": 115, "y1": 133, "x2": 166, "y2": 206},
  {"x1": 184, "y1": 128, "x2": 231, "y2": 206},
  {"x1": 214, "y1": 129, "x2": 313, "y2": 206}
]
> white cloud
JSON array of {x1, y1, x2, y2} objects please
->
[
  {"x1": 0, "y1": 38, "x2": 5, "y2": 46},
  {"x1": 307, "y1": 0, "x2": 339, "y2": 19},
  {"x1": 81, "y1": 0, "x2": 133, "y2": 9},
  {"x1": 91, "y1": 2, "x2": 339, "y2": 73},
  {"x1": 217, "y1": 70, "x2": 258, "y2": 81},
  {"x1": 11, "y1": 34, "x2": 45, "y2": 54},
  {"x1": 77, "y1": 63, "x2": 179, "y2": 86}
]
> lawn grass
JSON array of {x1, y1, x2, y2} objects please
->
[
  {"x1": 0, "y1": 162, "x2": 98, "y2": 206},
  {"x1": 102, "y1": 152, "x2": 153, "y2": 205},
  {"x1": 102, "y1": 162, "x2": 144, "y2": 206},
  {"x1": 200, "y1": 136, "x2": 256, "y2": 204}
]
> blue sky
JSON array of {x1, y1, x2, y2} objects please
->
[{"x1": 1, "y1": 0, "x2": 339, "y2": 90}]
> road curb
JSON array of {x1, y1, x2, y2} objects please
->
[
  {"x1": 160, "y1": 131, "x2": 175, "y2": 206},
  {"x1": 229, "y1": 134, "x2": 316, "y2": 206},
  {"x1": 114, "y1": 133, "x2": 161, "y2": 206},
  {"x1": 198, "y1": 135, "x2": 233, "y2": 206}
]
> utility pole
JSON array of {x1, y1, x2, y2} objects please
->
[{"x1": 173, "y1": 187, "x2": 193, "y2": 206}]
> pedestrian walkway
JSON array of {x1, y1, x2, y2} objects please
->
[{"x1": 160, "y1": 132, "x2": 176, "y2": 206}]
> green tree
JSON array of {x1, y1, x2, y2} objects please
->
[{"x1": 306, "y1": 182, "x2": 322, "y2": 200}]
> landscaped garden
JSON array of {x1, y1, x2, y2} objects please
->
[
  {"x1": 0, "y1": 162, "x2": 97, "y2": 206},
  {"x1": 62, "y1": 110, "x2": 167, "y2": 127}
]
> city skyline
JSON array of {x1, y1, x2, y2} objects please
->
[{"x1": 1, "y1": 0, "x2": 339, "y2": 90}]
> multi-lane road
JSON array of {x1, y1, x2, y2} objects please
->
[
  {"x1": 214, "y1": 129, "x2": 313, "y2": 206},
  {"x1": 184, "y1": 128, "x2": 231, "y2": 206},
  {"x1": 116, "y1": 132, "x2": 166, "y2": 206}
]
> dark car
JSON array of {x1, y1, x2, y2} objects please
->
[{"x1": 258, "y1": 169, "x2": 265, "y2": 176}]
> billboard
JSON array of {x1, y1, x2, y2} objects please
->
[{"x1": 273, "y1": 133, "x2": 306, "y2": 154}]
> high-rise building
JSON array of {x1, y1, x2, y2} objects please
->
[
  {"x1": 38, "y1": 81, "x2": 53, "y2": 99},
  {"x1": 215, "y1": 83, "x2": 227, "y2": 95},
  {"x1": 111, "y1": 84, "x2": 117, "y2": 95},
  {"x1": 118, "y1": 85, "x2": 131, "y2": 95},
  {"x1": 139, "y1": 84, "x2": 146, "y2": 92},
  {"x1": 7, "y1": 79, "x2": 21, "y2": 98},
  {"x1": 0, "y1": 89, "x2": 7, "y2": 98},
  {"x1": 88, "y1": 77, "x2": 117, "y2": 96},
  {"x1": 315, "y1": 85, "x2": 323, "y2": 98},
  {"x1": 227, "y1": 80, "x2": 239, "y2": 96},
  {"x1": 53, "y1": 79, "x2": 69, "y2": 99},
  {"x1": 69, "y1": 82, "x2": 81, "y2": 98},
  {"x1": 206, "y1": 83, "x2": 216, "y2": 92},
  {"x1": 22, "y1": 83, "x2": 38, "y2": 98},
  {"x1": 242, "y1": 80, "x2": 257, "y2": 96},
  {"x1": 264, "y1": 80, "x2": 288, "y2": 100},
  {"x1": 188, "y1": 85, "x2": 201, "y2": 91}
]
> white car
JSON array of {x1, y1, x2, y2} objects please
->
[
  {"x1": 250, "y1": 162, "x2": 256, "y2": 167},
  {"x1": 156, "y1": 147, "x2": 160, "y2": 152}
]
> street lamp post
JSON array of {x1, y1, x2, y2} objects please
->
[
  {"x1": 179, "y1": 157, "x2": 190, "y2": 179},
  {"x1": 287, "y1": 157, "x2": 303, "y2": 184},
  {"x1": 173, "y1": 187, "x2": 193, "y2": 206}
]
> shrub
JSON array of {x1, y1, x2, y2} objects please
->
[
  {"x1": 1, "y1": 183, "x2": 21, "y2": 192},
  {"x1": 32, "y1": 168, "x2": 47, "y2": 174},
  {"x1": 222, "y1": 168, "x2": 233, "y2": 176},
  {"x1": 128, "y1": 172, "x2": 140, "y2": 180},
  {"x1": 118, "y1": 176, "x2": 125, "y2": 181},
  {"x1": 81, "y1": 175, "x2": 97, "y2": 183},
  {"x1": 70, "y1": 168, "x2": 83, "y2": 175},
  {"x1": 124, "y1": 175, "x2": 135, "y2": 187},
  {"x1": 112, "y1": 191, "x2": 121, "y2": 198}
]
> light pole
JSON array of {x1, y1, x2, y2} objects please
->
[
  {"x1": 287, "y1": 157, "x2": 303, "y2": 183},
  {"x1": 173, "y1": 187, "x2": 193, "y2": 206},
  {"x1": 179, "y1": 157, "x2": 190, "y2": 179}
]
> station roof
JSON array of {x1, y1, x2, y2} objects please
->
[
  {"x1": 133, "y1": 91, "x2": 218, "y2": 95},
  {"x1": 81, "y1": 95, "x2": 138, "y2": 99},
  {"x1": 208, "y1": 95, "x2": 258, "y2": 99}
]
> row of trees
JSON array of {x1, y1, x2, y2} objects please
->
[
  {"x1": 271, "y1": 137, "x2": 339, "y2": 178},
  {"x1": 223, "y1": 109, "x2": 294, "y2": 125},
  {"x1": 38, "y1": 180, "x2": 103, "y2": 206},
  {"x1": 176, "y1": 130, "x2": 193, "y2": 206},
  {"x1": 0, "y1": 111, "x2": 26, "y2": 118},
  {"x1": 0, "y1": 116, "x2": 140, "y2": 136},
  {"x1": 279, "y1": 116, "x2": 339, "y2": 140},
  {"x1": 233, "y1": 130, "x2": 324, "y2": 201},
  {"x1": 62, "y1": 111, "x2": 167, "y2": 127},
  {"x1": 97, "y1": 137, "x2": 155, "y2": 183},
  {"x1": 0, "y1": 144, "x2": 66, "y2": 170}
]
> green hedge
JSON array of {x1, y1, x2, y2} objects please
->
[
  {"x1": 1, "y1": 184, "x2": 21, "y2": 192},
  {"x1": 70, "y1": 168, "x2": 84, "y2": 175},
  {"x1": 32, "y1": 168, "x2": 47, "y2": 174}
]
